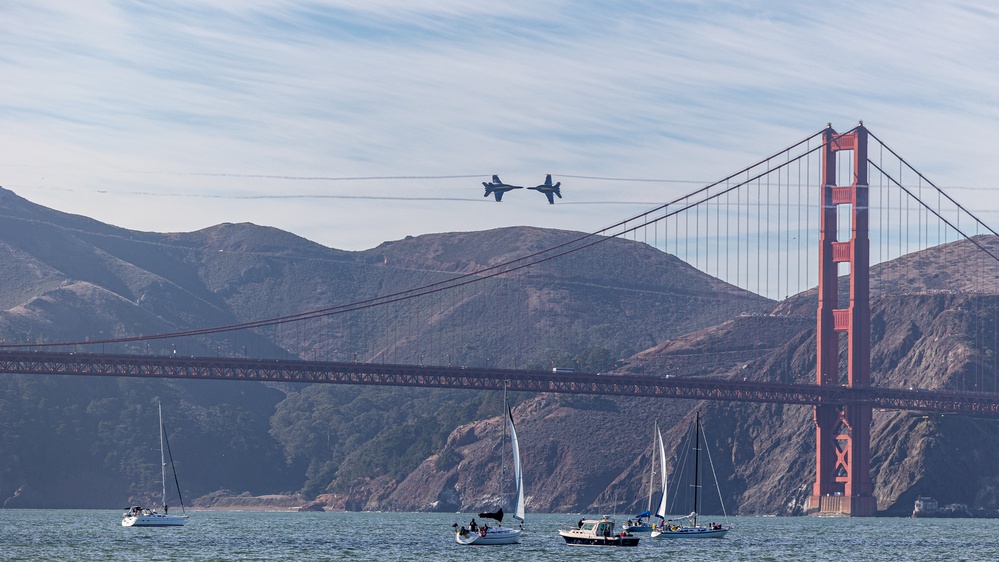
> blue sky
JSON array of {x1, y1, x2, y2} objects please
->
[{"x1": 2, "y1": 1, "x2": 998, "y2": 250}]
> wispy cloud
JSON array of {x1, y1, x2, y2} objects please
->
[{"x1": 2, "y1": 1, "x2": 999, "y2": 249}]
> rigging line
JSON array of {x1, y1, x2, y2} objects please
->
[
  {"x1": 698, "y1": 420, "x2": 729, "y2": 521},
  {"x1": 867, "y1": 130, "x2": 999, "y2": 239},
  {"x1": 868, "y1": 161, "x2": 999, "y2": 266},
  {"x1": 161, "y1": 418, "x2": 186, "y2": 513}
]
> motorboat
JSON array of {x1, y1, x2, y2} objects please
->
[{"x1": 559, "y1": 516, "x2": 640, "y2": 547}]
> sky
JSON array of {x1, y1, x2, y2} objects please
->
[{"x1": 2, "y1": 1, "x2": 999, "y2": 251}]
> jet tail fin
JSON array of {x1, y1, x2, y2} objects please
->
[{"x1": 484, "y1": 184, "x2": 506, "y2": 201}]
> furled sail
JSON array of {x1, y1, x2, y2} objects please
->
[
  {"x1": 508, "y1": 405, "x2": 525, "y2": 522},
  {"x1": 655, "y1": 426, "x2": 668, "y2": 520}
]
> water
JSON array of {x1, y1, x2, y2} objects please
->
[{"x1": 2, "y1": 510, "x2": 998, "y2": 561}]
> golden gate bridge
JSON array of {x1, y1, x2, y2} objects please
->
[{"x1": 4, "y1": 123, "x2": 999, "y2": 517}]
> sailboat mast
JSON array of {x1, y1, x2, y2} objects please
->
[
  {"x1": 159, "y1": 402, "x2": 167, "y2": 510},
  {"x1": 693, "y1": 411, "x2": 700, "y2": 527}
]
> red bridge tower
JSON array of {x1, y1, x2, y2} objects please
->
[{"x1": 807, "y1": 124, "x2": 877, "y2": 516}]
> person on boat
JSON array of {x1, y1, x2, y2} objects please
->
[
  {"x1": 577, "y1": 519, "x2": 584, "y2": 529},
  {"x1": 469, "y1": 518, "x2": 478, "y2": 532}
]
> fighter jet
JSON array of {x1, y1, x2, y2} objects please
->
[
  {"x1": 527, "y1": 174, "x2": 562, "y2": 204},
  {"x1": 482, "y1": 175, "x2": 524, "y2": 202}
]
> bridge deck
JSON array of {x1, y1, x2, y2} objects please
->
[{"x1": 2, "y1": 351, "x2": 998, "y2": 417}]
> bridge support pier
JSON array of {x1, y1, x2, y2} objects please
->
[{"x1": 807, "y1": 124, "x2": 876, "y2": 517}]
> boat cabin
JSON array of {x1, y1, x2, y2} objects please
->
[{"x1": 580, "y1": 517, "x2": 616, "y2": 537}]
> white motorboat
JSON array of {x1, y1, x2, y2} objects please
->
[
  {"x1": 122, "y1": 402, "x2": 187, "y2": 527},
  {"x1": 559, "y1": 516, "x2": 640, "y2": 547}
]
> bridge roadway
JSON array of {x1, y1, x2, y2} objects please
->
[{"x1": 2, "y1": 350, "x2": 998, "y2": 418}]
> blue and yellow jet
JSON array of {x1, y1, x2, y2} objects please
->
[
  {"x1": 482, "y1": 175, "x2": 524, "y2": 202},
  {"x1": 527, "y1": 174, "x2": 562, "y2": 204}
]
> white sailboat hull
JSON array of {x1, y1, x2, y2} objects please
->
[
  {"x1": 455, "y1": 527, "x2": 522, "y2": 545},
  {"x1": 122, "y1": 513, "x2": 186, "y2": 527},
  {"x1": 651, "y1": 526, "x2": 727, "y2": 539}
]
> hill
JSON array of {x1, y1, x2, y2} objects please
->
[{"x1": 0, "y1": 186, "x2": 771, "y2": 509}]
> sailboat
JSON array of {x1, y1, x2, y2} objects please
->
[
  {"x1": 651, "y1": 412, "x2": 729, "y2": 539},
  {"x1": 122, "y1": 402, "x2": 187, "y2": 527},
  {"x1": 623, "y1": 421, "x2": 667, "y2": 533},
  {"x1": 455, "y1": 390, "x2": 525, "y2": 545}
]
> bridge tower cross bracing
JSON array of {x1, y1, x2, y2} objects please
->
[{"x1": 808, "y1": 124, "x2": 877, "y2": 517}]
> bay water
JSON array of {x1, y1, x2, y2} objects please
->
[{"x1": 2, "y1": 510, "x2": 997, "y2": 561}]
